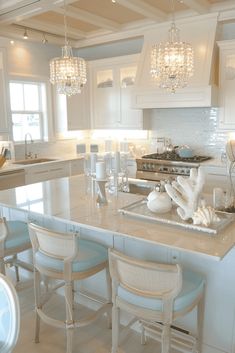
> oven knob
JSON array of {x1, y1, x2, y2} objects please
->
[{"x1": 142, "y1": 163, "x2": 147, "y2": 170}]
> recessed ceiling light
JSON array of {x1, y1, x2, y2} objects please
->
[
  {"x1": 111, "y1": 0, "x2": 116, "y2": 3},
  {"x1": 10, "y1": 40, "x2": 15, "y2": 45}
]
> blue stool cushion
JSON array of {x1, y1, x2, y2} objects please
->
[
  {"x1": 35, "y1": 239, "x2": 108, "y2": 273},
  {"x1": 117, "y1": 269, "x2": 205, "y2": 313},
  {"x1": 4, "y1": 221, "x2": 30, "y2": 250}
]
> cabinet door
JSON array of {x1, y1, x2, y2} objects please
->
[
  {"x1": 0, "y1": 48, "x2": 9, "y2": 132},
  {"x1": 67, "y1": 79, "x2": 90, "y2": 130},
  {"x1": 70, "y1": 159, "x2": 84, "y2": 176},
  {"x1": 48, "y1": 162, "x2": 69, "y2": 179},
  {"x1": 25, "y1": 165, "x2": 49, "y2": 184},
  {"x1": 92, "y1": 67, "x2": 119, "y2": 129},
  {"x1": 218, "y1": 41, "x2": 235, "y2": 129},
  {"x1": 119, "y1": 65, "x2": 143, "y2": 129}
]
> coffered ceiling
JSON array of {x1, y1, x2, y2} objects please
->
[{"x1": 0, "y1": 0, "x2": 234, "y2": 47}]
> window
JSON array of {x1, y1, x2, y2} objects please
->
[{"x1": 9, "y1": 81, "x2": 47, "y2": 142}]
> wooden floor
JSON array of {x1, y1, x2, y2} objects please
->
[{"x1": 12, "y1": 273, "x2": 177, "y2": 353}]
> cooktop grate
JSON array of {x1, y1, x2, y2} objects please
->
[{"x1": 141, "y1": 152, "x2": 211, "y2": 163}]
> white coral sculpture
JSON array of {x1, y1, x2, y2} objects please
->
[
  {"x1": 165, "y1": 167, "x2": 205, "y2": 221},
  {"x1": 192, "y1": 205, "x2": 220, "y2": 227}
]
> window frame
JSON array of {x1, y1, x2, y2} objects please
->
[{"x1": 9, "y1": 76, "x2": 52, "y2": 143}]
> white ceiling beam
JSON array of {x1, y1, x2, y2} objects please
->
[
  {"x1": 219, "y1": 9, "x2": 235, "y2": 22},
  {"x1": 54, "y1": 5, "x2": 121, "y2": 32},
  {"x1": 0, "y1": 0, "x2": 39, "y2": 14},
  {"x1": 19, "y1": 18, "x2": 86, "y2": 39},
  {"x1": 0, "y1": 0, "x2": 77, "y2": 25},
  {"x1": 116, "y1": 0, "x2": 167, "y2": 22},
  {"x1": 181, "y1": 0, "x2": 210, "y2": 14},
  {"x1": 212, "y1": 0, "x2": 235, "y2": 20}
]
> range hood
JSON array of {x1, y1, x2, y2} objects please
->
[{"x1": 132, "y1": 13, "x2": 218, "y2": 109}]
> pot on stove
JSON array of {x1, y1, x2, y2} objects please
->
[{"x1": 177, "y1": 145, "x2": 194, "y2": 158}]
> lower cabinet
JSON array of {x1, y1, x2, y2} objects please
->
[
  {"x1": 70, "y1": 159, "x2": 84, "y2": 176},
  {"x1": 25, "y1": 159, "x2": 83, "y2": 184}
]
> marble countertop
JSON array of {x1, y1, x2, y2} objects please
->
[{"x1": 0, "y1": 175, "x2": 234, "y2": 261}]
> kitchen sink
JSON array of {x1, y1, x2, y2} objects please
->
[
  {"x1": 122, "y1": 178, "x2": 157, "y2": 196},
  {"x1": 13, "y1": 158, "x2": 57, "y2": 165}
]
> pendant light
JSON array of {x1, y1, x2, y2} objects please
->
[
  {"x1": 150, "y1": 0, "x2": 194, "y2": 93},
  {"x1": 49, "y1": 0, "x2": 87, "y2": 96}
]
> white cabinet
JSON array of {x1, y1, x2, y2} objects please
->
[
  {"x1": 54, "y1": 76, "x2": 90, "y2": 135},
  {"x1": 70, "y1": 159, "x2": 84, "y2": 176},
  {"x1": 218, "y1": 40, "x2": 235, "y2": 129},
  {"x1": 0, "y1": 48, "x2": 9, "y2": 132},
  {"x1": 25, "y1": 161, "x2": 69, "y2": 184},
  {"x1": 90, "y1": 55, "x2": 143, "y2": 129},
  {"x1": 25, "y1": 159, "x2": 84, "y2": 184},
  {"x1": 67, "y1": 71, "x2": 90, "y2": 130}
]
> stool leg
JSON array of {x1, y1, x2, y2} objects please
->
[
  {"x1": 34, "y1": 268, "x2": 41, "y2": 343},
  {"x1": 140, "y1": 322, "x2": 146, "y2": 345},
  {"x1": 65, "y1": 280, "x2": 74, "y2": 353},
  {"x1": 111, "y1": 304, "x2": 120, "y2": 353},
  {"x1": 13, "y1": 254, "x2": 20, "y2": 282},
  {"x1": 162, "y1": 323, "x2": 171, "y2": 353},
  {"x1": 105, "y1": 266, "x2": 112, "y2": 329},
  {"x1": 196, "y1": 294, "x2": 205, "y2": 353},
  {"x1": 0, "y1": 257, "x2": 5, "y2": 275}
]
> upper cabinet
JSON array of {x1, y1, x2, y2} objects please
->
[
  {"x1": 218, "y1": 40, "x2": 235, "y2": 130},
  {"x1": 54, "y1": 69, "x2": 91, "y2": 133},
  {"x1": 90, "y1": 54, "x2": 143, "y2": 129},
  {"x1": 67, "y1": 69, "x2": 91, "y2": 130},
  {"x1": 0, "y1": 48, "x2": 9, "y2": 132}
]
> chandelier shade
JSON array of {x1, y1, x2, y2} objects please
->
[
  {"x1": 49, "y1": 0, "x2": 87, "y2": 96},
  {"x1": 50, "y1": 45, "x2": 87, "y2": 96},
  {"x1": 150, "y1": 9, "x2": 194, "y2": 93}
]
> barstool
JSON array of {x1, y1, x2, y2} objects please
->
[
  {"x1": 29, "y1": 223, "x2": 112, "y2": 353},
  {"x1": 0, "y1": 217, "x2": 31, "y2": 281},
  {"x1": 108, "y1": 248, "x2": 205, "y2": 353},
  {"x1": 0, "y1": 273, "x2": 20, "y2": 353}
]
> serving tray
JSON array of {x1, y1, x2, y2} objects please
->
[{"x1": 118, "y1": 199, "x2": 234, "y2": 235}]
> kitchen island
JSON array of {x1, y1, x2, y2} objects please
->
[{"x1": 0, "y1": 175, "x2": 235, "y2": 353}]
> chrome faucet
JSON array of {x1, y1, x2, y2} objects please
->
[{"x1": 24, "y1": 133, "x2": 34, "y2": 159}]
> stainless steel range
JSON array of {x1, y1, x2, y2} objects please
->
[{"x1": 136, "y1": 152, "x2": 211, "y2": 182}]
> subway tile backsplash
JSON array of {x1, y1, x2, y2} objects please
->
[
  {"x1": 148, "y1": 107, "x2": 229, "y2": 157},
  {"x1": 13, "y1": 108, "x2": 231, "y2": 159}
]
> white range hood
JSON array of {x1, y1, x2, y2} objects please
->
[{"x1": 133, "y1": 13, "x2": 218, "y2": 109}]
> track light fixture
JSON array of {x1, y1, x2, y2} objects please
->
[
  {"x1": 23, "y1": 28, "x2": 28, "y2": 39},
  {"x1": 42, "y1": 33, "x2": 48, "y2": 44}
]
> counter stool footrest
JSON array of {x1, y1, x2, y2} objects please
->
[{"x1": 140, "y1": 320, "x2": 197, "y2": 353}]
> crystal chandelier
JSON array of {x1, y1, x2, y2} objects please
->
[
  {"x1": 150, "y1": 0, "x2": 194, "y2": 93},
  {"x1": 50, "y1": 0, "x2": 87, "y2": 96}
]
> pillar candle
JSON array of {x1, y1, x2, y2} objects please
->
[
  {"x1": 114, "y1": 151, "x2": 121, "y2": 173},
  {"x1": 96, "y1": 161, "x2": 106, "y2": 180}
]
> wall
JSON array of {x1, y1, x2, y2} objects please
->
[
  {"x1": 3, "y1": 37, "x2": 60, "y2": 77},
  {"x1": 147, "y1": 107, "x2": 229, "y2": 158}
]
